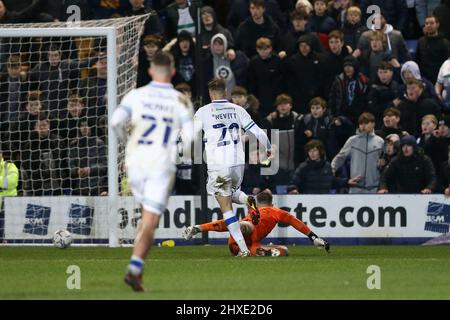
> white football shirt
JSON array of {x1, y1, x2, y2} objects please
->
[
  {"x1": 194, "y1": 100, "x2": 256, "y2": 170},
  {"x1": 117, "y1": 82, "x2": 194, "y2": 172}
]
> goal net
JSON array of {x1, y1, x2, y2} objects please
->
[{"x1": 0, "y1": 15, "x2": 150, "y2": 246}]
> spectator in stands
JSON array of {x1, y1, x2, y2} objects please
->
[
  {"x1": 415, "y1": 0, "x2": 440, "y2": 29},
  {"x1": 308, "y1": 0, "x2": 337, "y2": 43},
  {"x1": 0, "y1": 145, "x2": 19, "y2": 200},
  {"x1": 367, "y1": 62, "x2": 399, "y2": 128},
  {"x1": 57, "y1": 93, "x2": 88, "y2": 143},
  {"x1": 356, "y1": 13, "x2": 410, "y2": 63},
  {"x1": 170, "y1": 30, "x2": 196, "y2": 89},
  {"x1": 358, "y1": 31, "x2": 401, "y2": 83},
  {"x1": 397, "y1": 79, "x2": 441, "y2": 137},
  {"x1": 415, "y1": 15, "x2": 450, "y2": 83},
  {"x1": 375, "y1": 107, "x2": 406, "y2": 139},
  {"x1": 396, "y1": 61, "x2": 437, "y2": 104},
  {"x1": 200, "y1": 6, "x2": 234, "y2": 51},
  {"x1": 80, "y1": 52, "x2": 108, "y2": 119},
  {"x1": 324, "y1": 30, "x2": 351, "y2": 92},
  {"x1": 137, "y1": 34, "x2": 164, "y2": 88},
  {"x1": 227, "y1": 0, "x2": 285, "y2": 37},
  {"x1": 360, "y1": 0, "x2": 408, "y2": 32},
  {"x1": 21, "y1": 116, "x2": 68, "y2": 196},
  {"x1": 378, "y1": 135, "x2": 436, "y2": 194},
  {"x1": 279, "y1": 9, "x2": 324, "y2": 59},
  {"x1": 69, "y1": 119, "x2": 108, "y2": 196},
  {"x1": 203, "y1": 33, "x2": 248, "y2": 100},
  {"x1": 332, "y1": 112, "x2": 384, "y2": 194},
  {"x1": 283, "y1": 35, "x2": 327, "y2": 113},
  {"x1": 342, "y1": 6, "x2": 367, "y2": 52},
  {"x1": 265, "y1": 94, "x2": 299, "y2": 185},
  {"x1": 235, "y1": 0, "x2": 281, "y2": 59},
  {"x1": 92, "y1": 0, "x2": 130, "y2": 19},
  {"x1": 124, "y1": 0, "x2": 162, "y2": 36},
  {"x1": 231, "y1": 87, "x2": 265, "y2": 128},
  {"x1": 417, "y1": 114, "x2": 443, "y2": 172},
  {"x1": 434, "y1": 0, "x2": 450, "y2": 41},
  {"x1": 435, "y1": 58, "x2": 450, "y2": 113},
  {"x1": 29, "y1": 44, "x2": 97, "y2": 115},
  {"x1": 377, "y1": 133, "x2": 401, "y2": 177},
  {"x1": 288, "y1": 139, "x2": 358, "y2": 194},
  {"x1": 328, "y1": 55, "x2": 369, "y2": 126},
  {"x1": 162, "y1": 0, "x2": 195, "y2": 40},
  {"x1": 295, "y1": 0, "x2": 313, "y2": 15},
  {"x1": 43, "y1": 0, "x2": 93, "y2": 21},
  {"x1": 431, "y1": 115, "x2": 450, "y2": 173},
  {"x1": 328, "y1": 0, "x2": 353, "y2": 29},
  {"x1": 295, "y1": 97, "x2": 345, "y2": 163},
  {"x1": 0, "y1": 54, "x2": 27, "y2": 141},
  {"x1": 247, "y1": 37, "x2": 282, "y2": 117}
]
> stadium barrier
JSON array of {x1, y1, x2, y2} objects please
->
[{"x1": 2, "y1": 195, "x2": 449, "y2": 245}]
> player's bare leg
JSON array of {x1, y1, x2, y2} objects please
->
[
  {"x1": 124, "y1": 206, "x2": 160, "y2": 292},
  {"x1": 216, "y1": 195, "x2": 250, "y2": 256}
]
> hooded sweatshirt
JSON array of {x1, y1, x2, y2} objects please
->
[
  {"x1": 358, "y1": 24, "x2": 410, "y2": 62},
  {"x1": 200, "y1": 6, "x2": 234, "y2": 50},
  {"x1": 210, "y1": 33, "x2": 235, "y2": 97},
  {"x1": 399, "y1": 61, "x2": 437, "y2": 100}
]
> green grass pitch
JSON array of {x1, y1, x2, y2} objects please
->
[{"x1": 0, "y1": 245, "x2": 449, "y2": 300}]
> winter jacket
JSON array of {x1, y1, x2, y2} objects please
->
[
  {"x1": 366, "y1": 79, "x2": 400, "y2": 127},
  {"x1": 161, "y1": 2, "x2": 196, "y2": 40},
  {"x1": 289, "y1": 159, "x2": 347, "y2": 194},
  {"x1": 69, "y1": 136, "x2": 108, "y2": 196},
  {"x1": 247, "y1": 53, "x2": 283, "y2": 116},
  {"x1": 280, "y1": 28, "x2": 324, "y2": 57},
  {"x1": 308, "y1": 14, "x2": 337, "y2": 35},
  {"x1": 343, "y1": 21, "x2": 368, "y2": 51},
  {"x1": 200, "y1": 6, "x2": 234, "y2": 50},
  {"x1": 437, "y1": 160, "x2": 450, "y2": 193},
  {"x1": 236, "y1": 14, "x2": 281, "y2": 58},
  {"x1": 21, "y1": 132, "x2": 68, "y2": 196},
  {"x1": 434, "y1": 3, "x2": 450, "y2": 40},
  {"x1": 379, "y1": 152, "x2": 437, "y2": 193},
  {"x1": 415, "y1": 34, "x2": 450, "y2": 83},
  {"x1": 331, "y1": 130, "x2": 384, "y2": 193},
  {"x1": 324, "y1": 46, "x2": 352, "y2": 93},
  {"x1": 328, "y1": 71, "x2": 369, "y2": 126},
  {"x1": 283, "y1": 49, "x2": 327, "y2": 113},
  {"x1": 124, "y1": 7, "x2": 162, "y2": 36},
  {"x1": 397, "y1": 93, "x2": 441, "y2": 137}
]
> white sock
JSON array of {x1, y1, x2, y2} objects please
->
[
  {"x1": 128, "y1": 255, "x2": 144, "y2": 275},
  {"x1": 223, "y1": 210, "x2": 249, "y2": 252},
  {"x1": 231, "y1": 190, "x2": 248, "y2": 205}
]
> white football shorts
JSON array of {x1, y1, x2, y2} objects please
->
[
  {"x1": 206, "y1": 165, "x2": 244, "y2": 197},
  {"x1": 127, "y1": 167, "x2": 175, "y2": 215}
]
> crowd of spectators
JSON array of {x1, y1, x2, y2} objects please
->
[{"x1": 0, "y1": 0, "x2": 450, "y2": 197}]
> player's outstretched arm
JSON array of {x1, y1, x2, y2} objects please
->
[{"x1": 246, "y1": 124, "x2": 272, "y2": 154}]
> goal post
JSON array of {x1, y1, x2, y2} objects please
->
[{"x1": 0, "y1": 16, "x2": 149, "y2": 246}]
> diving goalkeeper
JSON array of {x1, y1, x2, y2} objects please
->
[{"x1": 183, "y1": 190, "x2": 330, "y2": 256}]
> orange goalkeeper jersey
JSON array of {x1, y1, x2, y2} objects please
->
[{"x1": 241, "y1": 207, "x2": 308, "y2": 243}]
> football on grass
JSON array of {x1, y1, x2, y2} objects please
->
[{"x1": 53, "y1": 229, "x2": 72, "y2": 249}]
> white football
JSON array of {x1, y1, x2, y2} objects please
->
[{"x1": 53, "y1": 229, "x2": 72, "y2": 249}]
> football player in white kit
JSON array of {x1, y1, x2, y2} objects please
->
[
  {"x1": 186, "y1": 79, "x2": 272, "y2": 257},
  {"x1": 111, "y1": 51, "x2": 194, "y2": 291}
]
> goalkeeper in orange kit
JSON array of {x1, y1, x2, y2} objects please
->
[{"x1": 182, "y1": 190, "x2": 330, "y2": 256}]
